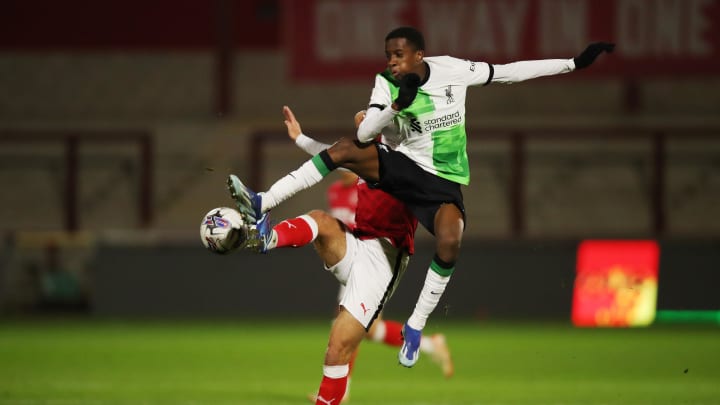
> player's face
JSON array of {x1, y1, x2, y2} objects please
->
[{"x1": 385, "y1": 38, "x2": 423, "y2": 79}]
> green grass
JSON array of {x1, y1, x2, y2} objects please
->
[{"x1": 0, "y1": 319, "x2": 718, "y2": 404}]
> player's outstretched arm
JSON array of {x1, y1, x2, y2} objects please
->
[
  {"x1": 489, "y1": 42, "x2": 614, "y2": 84},
  {"x1": 283, "y1": 105, "x2": 331, "y2": 156},
  {"x1": 283, "y1": 105, "x2": 302, "y2": 141}
]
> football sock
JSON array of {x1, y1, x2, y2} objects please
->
[
  {"x1": 272, "y1": 215, "x2": 318, "y2": 249},
  {"x1": 407, "y1": 256, "x2": 454, "y2": 330},
  {"x1": 316, "y1": 364, "x2": 349, "y2": 405},
  {"x1": 382, "y1": 320, "x2": 404, "y2": 346},
  {"x1": 261, "y1": 152, "x2": 336, "y2": 212},
  {"x1": 420, "y1": 335, "x2": 436, "y2": 354},
  {"x1": 369, "y1": 320, "x2": 404, "y2": 347}
]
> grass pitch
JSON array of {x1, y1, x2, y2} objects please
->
[{"x1": 0, "y1": 319, "x2": 718, "y2": 404}]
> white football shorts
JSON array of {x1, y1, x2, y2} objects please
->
[{"x1": 326, "y1": 232, "x2": 409, "y2": 329}]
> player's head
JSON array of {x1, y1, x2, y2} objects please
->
[
  {"x1": 384, "y1": 27, "x2": 425, "y2": 79},
  {"x1": 385, "y1": 27, "x2": 425, "y2": 51}
]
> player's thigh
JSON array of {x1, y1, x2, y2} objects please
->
[
  {"x1": 327, "y1": 138, "x2": 379, "y2": 182},
  {"x1": 310, "y1": 210, "x2": 348, "y2": 267},
  {"x1": 324, "y1": 230, "x2": 357, "y2": 285}
]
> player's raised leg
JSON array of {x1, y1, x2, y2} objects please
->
[
  {"x1": 240, "y1": 209, "x2": 348, "y2": 257},
  {"x1": 227, "y1": 150, "x2": 338, "y2": 224},
  {"x1": 228, "y1": 138, "x2": 380, "y2": 225}
]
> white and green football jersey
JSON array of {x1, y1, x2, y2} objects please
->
[{"x1": 367, "y1": 55, "x2": 574, "y2": 185}]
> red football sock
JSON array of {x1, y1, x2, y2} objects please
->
[
  {"x1": 274, "y1": 215, "x2": 317, "y2": 248},
  {"x1": 383, "y1": 320, "x2": 404, "y2": 347},
  {"x1": 316, "y1": 364, "x2": 348, "y2": 405}
]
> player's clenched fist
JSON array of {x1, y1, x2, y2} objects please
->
[
  {"x1": 394, "y1": 73, "x2": 421, "y2": 110},
  {"x1": 574, "y1": 42, "x2": 615, "y2": 70}
]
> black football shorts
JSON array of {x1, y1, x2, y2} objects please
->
[{"x1": 372, "y1": 143, "x2": 465, "y2": 235}]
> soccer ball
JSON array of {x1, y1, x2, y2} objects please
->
[{"x1": 199, "y1": 207, "x2": 245, "y2": 254}]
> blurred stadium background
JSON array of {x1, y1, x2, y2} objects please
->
[{"x1": 1, "y1": 1, "x2": 719, "y2": 404}]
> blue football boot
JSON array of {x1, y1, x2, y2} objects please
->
[
  {"x1": 398, "y1": 323, "x2": 422, "y2": 368},
  {"x1": 227, "y1": 174, "x2": 263, "y2": 224}
]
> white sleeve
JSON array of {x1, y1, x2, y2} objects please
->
[
  {"x1": 456, "y1": 58, "x2": 494, "y2": 87},
  {"x1": 295, "y1": 134, "x2": 330, "y2": 156},
  {"x1": 357, "y1": 107, "x2": 398, "y2": 143},
  {"x1": 367, "y1": 73, "x2": 393, "y2": 109},
  {"x1": 357, "y1": 74, "x2": 397, "y2": 142},
  {"x1": 490, "y1": 58, "x2": 576, "y2": 84}
]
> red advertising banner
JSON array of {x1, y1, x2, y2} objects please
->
[
  {"x1": 284, "y1": 0, "x2": 720, "y2": 81},
  {"x1": 572, "y1": 240, "x2": 660, "y2": 327}
]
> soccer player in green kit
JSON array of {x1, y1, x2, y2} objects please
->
[{"x1": 228, "y1": 26, "x2": 614, "y2": 380}]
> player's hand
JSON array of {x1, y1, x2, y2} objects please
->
[
  {"x1": 283, "y1": 105, "x2": 302, "y2": 141},
  {"x1": 353, "y1": 110, "x2": 366, "y2": 129},
  {"x1": 398, "y1": 323, "x2": 422, "y2": 368},
  {"x1": 393, "y1": 73, "x2": 421, "y2": 110},
  {"x1": 573, "y1": 42, "x2": 615, "y2": 69}
]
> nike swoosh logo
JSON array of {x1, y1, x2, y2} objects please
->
[{"x1": 430, "y1": 291, "x2": 441, "y2": 295}]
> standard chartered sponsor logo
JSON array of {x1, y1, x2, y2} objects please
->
[{"x1": 423, "y1": 111, "x2": 462, "y2": 132}]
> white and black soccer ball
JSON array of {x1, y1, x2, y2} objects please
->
[{"x1": 199, "y1": 207, "x2": 245, "y2": 254}]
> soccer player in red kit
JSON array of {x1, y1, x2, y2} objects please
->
[
  {"x1": 319, "y1": 111, "x2": 455, "y2": 402},
  {"x1": 237, "y1": 107, "x2": 451, "y2": 404},
  {"x1": 326, "y1": 170, "x2": 359, "y2": 229}
]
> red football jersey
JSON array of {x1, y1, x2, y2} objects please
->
[
  {"x1": 346, "y1": 179, "x2": 417, "y2": 254},
  {"x1": 327, "y1": 180, "x2": 358, "y2": 228}
]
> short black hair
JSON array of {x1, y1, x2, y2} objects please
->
[{"x1": 385, "y1": 26, "x2": 425, "y2": 51}]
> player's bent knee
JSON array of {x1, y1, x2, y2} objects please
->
[
  {"x1": 435, "y1": 229, "x2": 462, "y2": 262},
  {"x1": 308, "y1": 210, "x2": 345, "y2": 234},
  {"x1": 435, "y1": 224, "x2": 463, "y2": 249},
  {"x1": 307, "y1": 209, "x2": 331, "y2": 222},
  {"x1": 327, "y1": 137, "x2": 357, "y2": 164}
]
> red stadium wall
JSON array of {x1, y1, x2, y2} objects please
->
[{"x1": 0, "y1": 0, "x2": 280, "y2": 50}]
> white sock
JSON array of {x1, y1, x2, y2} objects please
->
[
  {"x1": 408, "y1": 270, "x2": 451, "y2": 330},
  {"x1": 323, "y1": 364, "x2": 349, "y2": 378},
  {"x1": 369, "y1": 320, "x2": 386, "y2": 343},
  {"x1": 261, "y1": 158, "x2": 328, "y2": 212},
  {"x1": 419, "y1": 336, "x2": 435, "y2": 354}
]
